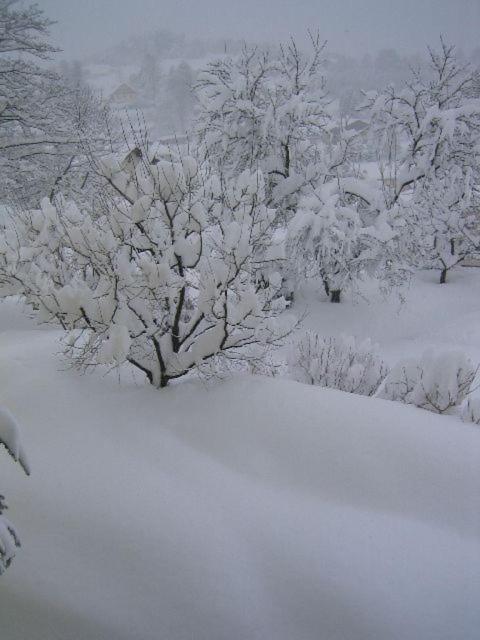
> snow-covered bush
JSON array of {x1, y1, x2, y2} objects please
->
[
  {"x1": 0, "y1": 407, "x2": 29, "y2": 575},
  {"x1": 0, "y1": 145, "x2": 295, "y2": 388},
  {"x1": 288, "y1": 332, "x2": 389, "y2": 396},
  {"x1": 379, "y1": 350, "x2": 477, "y2": 414},
  {"x1": 461, "y1": 397, "x2": 480, "y2": 425}
]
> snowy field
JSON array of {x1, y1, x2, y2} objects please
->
[
  {"x1": 298, "y1": 267, "x2": 480, "y2": 365},
  {"x1": 1, "y1": 270, "x2": 480, "y2": 640}
]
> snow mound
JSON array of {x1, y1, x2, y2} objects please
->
[{"x1": 0, "y1": 300, "x2": 479, "y2": 639}]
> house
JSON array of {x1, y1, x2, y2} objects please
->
[{"x1": 109, "y1": 83, "x2": 138, "y2": 107}]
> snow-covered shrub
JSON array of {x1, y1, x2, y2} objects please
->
[
  {"x1": 461, "y1": 397, "x2": 480, "y2": 425},
  {"x1": 379, "y1": 350, "x2": 477, "y2": 414},
  {"x1": 288, "y1": 332, "x2": 389, "y2": 396},
  {"x1": 0, "y1": 145, "x2": 295, "y2": 388},
  {"x1": 0, "y1": 407, "x2": 29, "y2": 575}
]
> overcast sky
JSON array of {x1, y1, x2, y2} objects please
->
[{"x1": 38, "y1": 0, "x2": 480, "y2": 60}]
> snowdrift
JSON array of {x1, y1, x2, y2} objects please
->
[{"x1": 0, "y1": 301, "x2": 479, "y2": 640}]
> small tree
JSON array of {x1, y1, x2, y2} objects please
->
[
  {"x1": 411, "y1": 165, "x2": 480, "y2": 284},
  {"x1": 0, "y1": 406, "x2": 29, "y2": 575},
  {"x1": 286, "y1": 143, "x2": 398, "y2": 304},
  {"x1": 1, "y1": 144, "x2": 294, "y2": 388}
]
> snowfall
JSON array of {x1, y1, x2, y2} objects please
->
[{"x1": 0, "y1": 269, "x2": 479, "y2": 640}]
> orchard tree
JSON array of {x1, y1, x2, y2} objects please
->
[
  {"x1": 286, "y1": 164, "x2": 397, "y2": 303},
  {"x1": 412, "y1": 165, "x2": 480, "y2": 283},
  {"x1": 0, "y1": 144, "x2": 295, "y2": 388},
  {"x1": 361, "y1": 38, "x2": 480, "y2": 282},
  {"x1": 195, "y1": 34, "x2": 329, "y2": 218}
]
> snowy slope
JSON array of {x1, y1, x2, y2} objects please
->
[{"x1": 0, "y1": 296, "x2": 479, "y2": 640}]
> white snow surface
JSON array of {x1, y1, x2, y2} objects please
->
[{"x1": 0, "y1": 283, "x2": 479, "y2": 639}]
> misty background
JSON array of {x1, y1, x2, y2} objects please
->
[
  {"x1": 37, "y1": 0, "x2": 479, "y2": 139},
  {"x1": 40, "y1": 0, "x2": 480, "y2": 60}
]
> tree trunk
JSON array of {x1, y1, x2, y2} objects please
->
[
  {"x1": 440, "y1": 268, "x2": 447, "y2": 284},
  {"x1": 330, "y1": 289, "x2": 341, "y2": 303},
  {"x1": 322, "y1": 278, "x2": 330, "y2": 297}
]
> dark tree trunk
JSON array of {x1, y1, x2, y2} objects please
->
[
  {"x1": 440, "y1": 268, "x2": 447, "y2": 284},
  {"x1": 322, "y1": 278, "x2": 330, "y2": 297},
  {"x1": 330, "y1": 289, "x2": 341, "y2": 303}
]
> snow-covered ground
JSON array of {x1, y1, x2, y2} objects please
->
[
  {"x1": 0, "y1": 272, "x2": 480, "y2": 640},
  {"x1": 297, "y1": 267, "x2": 480, "y2": 365}
]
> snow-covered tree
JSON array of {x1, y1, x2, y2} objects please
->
[
  {"x1": 196, "y1": 39, "x2": 400, "y2": 302},
  {"x1": 286, "y1": 169, "x2": 397, "y2": 302},
  {"x1": 0, "y1": 406, "x2": 29, "y2": 575},
  {"x1": 0, "y1": 0, "x2": 119, "y2": 208},
  {"x1": 0, "y1": 144, "x2": 294, "y2": 388},
  {"x1": 412, "y1": 165, "x2": 480, "y2": 283},
  {"x1": 195, "y1": 35, "x2": 329, "y2": 217},
  {"x1": 364, "y1": 39, "x2": 480, "y2": 282},
  {"x1": 0, "y1": 0, "x2": 59, "y2": 199},
  {"x1": 20, "y1": 82, "x2": 120, "y2": 208}
]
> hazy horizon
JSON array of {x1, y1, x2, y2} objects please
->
[{"x1": 39, "y1": 0, "x2": 480, "y2": 61}]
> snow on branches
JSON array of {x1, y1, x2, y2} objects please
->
[
  {"x1": 195, "y1": 34, "x2": 329, "y2": 217},
  {"x1": 0, "y1": 145, "x2": 295, "y2": 387},
  {"x1": 0, "y1": 406, "x2": 29, "y2": 575},
  {"x1": 379, "y1": 350, "x2": 477, "y2": 414},
  {"x1": 0, "y1": 1, "x2": 120, "y2": 209},
  {"x1": 288, "y1": 331, "x2": 388, "y2": 396},
  {"x1": 365, "y1": 38, "x2": 480, "y2": 282}
]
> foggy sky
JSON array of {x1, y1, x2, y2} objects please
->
[{"x1": 39, "y1": 0, "x2": 480, "y2": 60}]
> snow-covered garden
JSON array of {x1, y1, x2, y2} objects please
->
[{"x1": 1, "y1": 1, "x2": 479, "y2": 638}]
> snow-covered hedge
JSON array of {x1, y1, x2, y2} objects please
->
[
  {"x1": 288, "y1": 332, "x2": 389, "y2": 396},
  {"x1": 379, "y1": 350, "x2": 477, "y2": 414}
]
